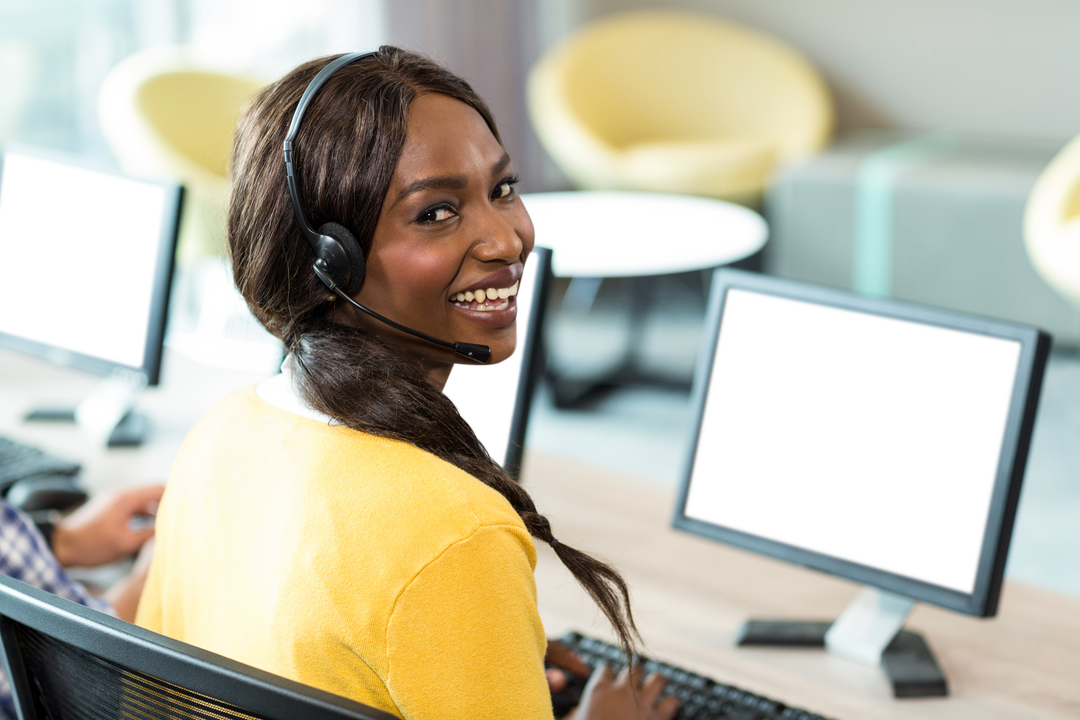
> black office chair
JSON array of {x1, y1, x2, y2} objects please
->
[{"x1": 0, "y1": 575, "x2": 397, "y2": 720}]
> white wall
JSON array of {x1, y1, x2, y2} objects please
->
[
  {"x1": 580, "y1": 0, "x2": 1080, "y2": 144},
  {"x1": 384, "y1": 0, "x2": 547, "y2": 190}
]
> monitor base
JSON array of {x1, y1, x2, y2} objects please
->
[
  {"x1": 25, "y1": 408, "x2": 149, "y2": 448},
  {"x1": 737, "y1": 620, "x2": 948, "y2": 698}
]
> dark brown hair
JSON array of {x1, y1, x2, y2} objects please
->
[{"x1": 228, "y1": 47, "x2": 638, "y2": 659}]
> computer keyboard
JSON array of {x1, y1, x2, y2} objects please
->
[
  {"x1": 551, "y1": 632, "x2": 835, "y2": 720},
  {"x1": 0, "y1": 435, "x2": 81, "y2": 494}
]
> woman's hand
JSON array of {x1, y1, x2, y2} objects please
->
[
  {"x1": 574, "y1": 664, "x2": 680, "y2": 720},
  {"x1": 546, "y1": 640, "x2": 592, "y2": 692}
]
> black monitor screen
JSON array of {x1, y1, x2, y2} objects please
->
[
  {"x1": 0, "y1": 148, "x2": 182, "y2": 385},
  {"x1": 690, "y1": 286, "x2": 1021, "y2": 592},
  {"x1": 674, "y1": 269, "x2": 1050, "y2": 617},
  {"x1": 0, "y1": 156, "x2": 157, "y2": 360},
  {"x1": 443, "y1": 246, "x2": 551, "y2": 478}
]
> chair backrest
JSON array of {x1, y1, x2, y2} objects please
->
[
  {"x1": 98, "y1": 45, "x2": 266, "y2": 263},
  {"x1": 527, "y1": 10, "x2": 833, "y2": 202},
  {"x1": 98, "y1": 45, "x2": 265, "y2": 197},
  {"x1": 1024, "y1": 131, "x2": 1080, "y2": 312},
  {"x1": 0, "y1": 575, "x2": 396, "y2": 720}
]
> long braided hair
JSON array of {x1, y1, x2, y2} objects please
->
[{"x1": 228, "y1": 47, "x2": 638, "y2": 659}]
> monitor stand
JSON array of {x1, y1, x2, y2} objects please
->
[
  {"x1": 736, "y1": 587, "x2": 948, "y2": 698},
  {"x1": 24, "y1": 370, "x2": 149, "y2": 447}
]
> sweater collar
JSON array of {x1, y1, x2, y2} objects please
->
[{"x1": 254, "y1": 354, "x2": 335, "y2": 424}]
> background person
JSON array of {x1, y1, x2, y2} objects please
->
[{"x1": 0, "y1": 485, "x2": 162, "y2": 719}]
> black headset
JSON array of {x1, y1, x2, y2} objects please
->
[{"x1": 283, "y1": 52, "x2": 491, "y2": 364}]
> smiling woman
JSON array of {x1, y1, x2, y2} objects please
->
[{"x1": 133, "y1": 48, "x2": 676, "y2": 720}]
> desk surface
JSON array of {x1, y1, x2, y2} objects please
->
[
  {"x1": 521, "y1": 453, "x2": 1080, "y2": 720},
  {"x1": 3, "y1": 346, "x2": 1078, "y2": 719}
]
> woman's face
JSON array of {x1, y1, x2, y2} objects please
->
[{"x1": 342, "y1": 93, "x2": 534, "y2": 389}]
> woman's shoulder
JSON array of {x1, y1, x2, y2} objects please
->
[
  {"x1": 331, "y1": 429, "x2": 526, "y2": 534},
  {"x1": 180, "y1": 384, "x2": 529, "y2": 548}
]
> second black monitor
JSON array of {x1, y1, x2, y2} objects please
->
[
  {"x1": 674, "y1": 269, "x2": 1050, "y2": 617},
  {"x1": 443, "y1": 246, "x2": 551, "y2": 478}
]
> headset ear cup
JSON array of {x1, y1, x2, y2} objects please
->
[{"x1": 318, "y1": 222, "x2": 365, "y2": 293}]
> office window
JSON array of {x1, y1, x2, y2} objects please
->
[{"x1": 0, "y1": 0, "x2": 382, "y2": 160}]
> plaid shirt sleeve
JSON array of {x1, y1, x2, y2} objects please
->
[{"x1": 0, "y1": 500, "x2": 115, "y2": 720}]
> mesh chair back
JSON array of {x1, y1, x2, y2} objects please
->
[{"x1": 0, "y1": 575, "x2": 396, "y2": 720}]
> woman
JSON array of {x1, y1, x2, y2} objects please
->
[{"x1": 136, "y1": 47, "x2": 677, "y2": 720}]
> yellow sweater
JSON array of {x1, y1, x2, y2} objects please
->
[{"x1": 137, "y1": 387, "x2": 553, "y2": 719}]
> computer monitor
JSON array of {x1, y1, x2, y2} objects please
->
[
  {"x1": 443, "y1": 246, "x2": 551, "y2": 478},
  {"x1": 673, "y1": 269, "x2": 1050, "y2": 697},
  {"x1": 0, "y1": 146, "x2": 183, "y2": 442}
]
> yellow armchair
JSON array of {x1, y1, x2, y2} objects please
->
[
  {"x1": 527, "y1": 11, "x2": 833, "y2": 204},
  {"x1": 98, "y1": 46, "x2": 265, "y2": 264},
  {"x1": 1025, "y1": 132, "x2": 1080, "y2": 312}
]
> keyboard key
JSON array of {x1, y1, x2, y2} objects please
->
[
  {"x1": 681, "y1": 705, "x2": 708, "y2": 718},
  {"x1": 724, "y1": 709, "x2": 762, "y2": 720},
  {"x1": 757, "y1": 699, "x2": 782, "y2": 714}
]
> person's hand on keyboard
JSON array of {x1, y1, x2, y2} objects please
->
[
  {"x1": 546, "y1": 639, "x2": 592, "y2": 693},
  {"x1": 575, "y1": 663, "x2": 681, "y2": 720},
  {"x1": 50, "y1": 485, "x2": 164, "y2": 568}
]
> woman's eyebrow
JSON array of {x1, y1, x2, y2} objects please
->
[
  {"x1": 391, "y1": 153, "x2": 513, "y2": 208},
  {"x1": 394, "y1": 174, "x2": 467, "y2": 206}
]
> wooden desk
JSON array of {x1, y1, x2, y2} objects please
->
[
  {"x1": 5, "y1": 346, "x2": 1078, "y2": 718},
  {"x1": 521, "y1": 453, "x2": 1080, "y2": 720}
]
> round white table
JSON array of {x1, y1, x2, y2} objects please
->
[
  {"x1": 521, "y1": 191, "x2": 767, "y2": 278},
  {"x1": 519, "y1": 191, "x2": 768, "y2": 407}
]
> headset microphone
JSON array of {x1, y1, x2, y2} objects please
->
[{"x1": 284, "y1": 51, "x2": 492, "y2": 364}]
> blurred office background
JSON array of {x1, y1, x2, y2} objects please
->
[{"x1": 2, "y1": 0, "x2": 1078, "y2": 596}]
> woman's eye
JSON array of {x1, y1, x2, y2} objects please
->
[
  {"x1": 418, "y1": 205, "x2": 455, "y2": 224},
  {"x1": 493, "y1": 177, "x2": 519, "y2": 200}
]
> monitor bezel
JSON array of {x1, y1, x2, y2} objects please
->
[
  {"x1": 0, "y1": 146, "x2": 183, "y2": 386},
  {"x1": 503, "y1": 245, "x2": 552, "y2": 481},
  {"x1": 672, "y1": 269, "x2": 1050, "y2": 617}
]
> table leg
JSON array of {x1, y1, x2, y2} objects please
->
[{"x1": 546, "y1": 274, "x2": 699, "y2": 409}]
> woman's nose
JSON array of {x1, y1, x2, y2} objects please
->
[{"x1": 472, "y1": 204, "x2": 530, "y2": 262}]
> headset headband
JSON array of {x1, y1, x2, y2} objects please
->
[{"x1": 283, "y1": 51, "x2": 375, "y2": 249}]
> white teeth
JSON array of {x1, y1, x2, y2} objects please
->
[
  {"x1": 449, "y1": 281, "x2": 521, "y2": 306},
  {"x1": 472, "y1": 299, "x2": 510, "y2": 312}
]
